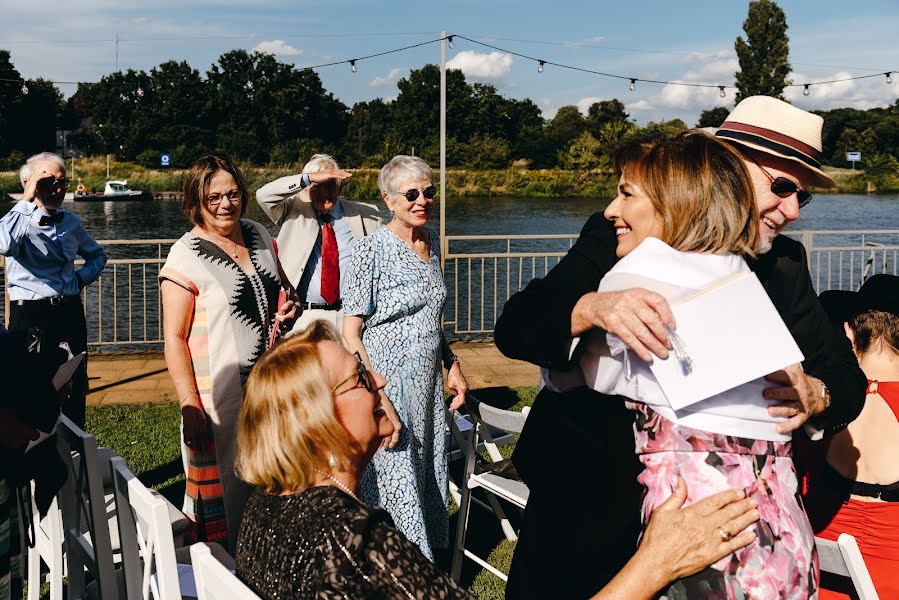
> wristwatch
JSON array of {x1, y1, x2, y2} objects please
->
[{"x1": 819, "y1": 381, "x2": 832, "y2": 411}]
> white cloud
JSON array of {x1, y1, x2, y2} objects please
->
[
  {"x1": 785, "y1": 70, "x2": 896, "y2": 111},
  {"x1": 370, "y1": 68, "x2": 405, "y2": 88},
  {"x1": 446, "y1": 51, "x2": 513, "y2": 82},
  {"x1": 575, "y1": 96, "x2": 606, "y2": 114},
  {"x1": 252, "y1": 40, "x2": 302, "y2": 57},
  {"x1": 626, "y1": 99, "x2": 654, "y2": 112}
]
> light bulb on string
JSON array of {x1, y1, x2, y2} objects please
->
[
  {"x1": 447, "y1": 36, "x2": 455, "y2": 49},
  {"x1": 20, "y1": 83, "x2": 29, "y2": 95},
  {"x1": 628, "y1": 79, "x2": 636, "y2": 91},
  {"x1": 136, "y1": 86, "x2": 144, "y2": 97},
  {"x1": 537, "y1": 60, "x2": 545, "y2": 74},
  {"x1": 245, "y1": 80, "x2": 254, "y2": 91},
  {"x1": 887, "y1": 72, "x2": 893, "y2": 84},
  {"x1": 350, "y1": 60, "x2": 358, "y2": 73},
  {"x1": 718, "y1": 86, "x2": 726, "y2": 98},
  {"x1": 803, "y1": 84, "x2": 810, "y2": 96}
]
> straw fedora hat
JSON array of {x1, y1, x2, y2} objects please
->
[{"x1": 715, "y1": 96, "x2": 835, "y2": 189}]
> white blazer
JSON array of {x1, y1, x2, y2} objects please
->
[{"x1": 256, "y1": 175, "x2": 382, "y2": 289}]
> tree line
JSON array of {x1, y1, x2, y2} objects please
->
[{"x1": 1, "y1": 0, "x2": 897, "y2": 175}]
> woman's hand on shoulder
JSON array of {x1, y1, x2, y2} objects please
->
[{"x1": 634, "y1": 477, "x2": 759, "y2": 590}]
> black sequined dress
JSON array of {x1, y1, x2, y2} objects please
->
[{"x1": 236, "y1": 486, "x2": 471, "y2": 599}]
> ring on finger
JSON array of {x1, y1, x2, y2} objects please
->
[{"x1": 717, "y1": 528, "x2": 734, "y2": 542}]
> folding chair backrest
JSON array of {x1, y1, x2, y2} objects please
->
[
  {"x1": 816, "y1": 534, "x2": 879, "y2": 600},
  {"x1": 191, "y1": 543, "x2": 260, "y2": 600},
  {"x1": 56, "y1": 416, "x2": 119, "y2": 600},
  {"x1": 110, "y1": 457, "x2": 181, "y2": 600},
  {"x1": 466, "y1": 395, "x2": 528, "y2": 461}
]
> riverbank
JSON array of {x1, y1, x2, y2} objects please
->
[{"x1": 3, "y1": 157, "x2": 896, "y2": 199}]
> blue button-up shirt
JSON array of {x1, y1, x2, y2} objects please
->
[
  {"x1": 297, "y1": 200, "x2": 357, "y2": 304},
  {"x1": 0, "y1": 201, "x2": 107, "y2": 300}
]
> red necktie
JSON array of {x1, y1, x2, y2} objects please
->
[{"x1": 320, "y1": 215, "x2": 339, "y2": 305}]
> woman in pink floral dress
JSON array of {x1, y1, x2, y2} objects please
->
[{"x1": 570, "y1": 132, "x2": 818, "y2": 598}]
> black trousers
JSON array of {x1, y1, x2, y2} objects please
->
[
  {"x1": 505, "y1": 386, "x2": 644, "y2": 599},
  {"x1": 8, "y1": 298, "x2": 88, "y2": 429}
]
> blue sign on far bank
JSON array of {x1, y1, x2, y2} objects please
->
[{"x1": 161, "y1": 153, "x2": 171, "y2": 167}]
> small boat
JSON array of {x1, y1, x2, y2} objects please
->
[{"x1": 74, "y1": 180, "x2": 152, "y2": 202}]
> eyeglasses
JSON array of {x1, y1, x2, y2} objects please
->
[
  {"x1": 331, "y1": 351, "x2": 374, "y2": 396},
  {"x1": 206, "y1": 190, "x2": 242, "y2": 205},
  {"x1": 40, "y1": 177, "x2": 70, "y2": 190},
  {"x1": 396, "y1": 186, "x2": 437, "y2": 203},
  {"x1": 754, "y1": 164, "x2": 812, "y2": 208}
]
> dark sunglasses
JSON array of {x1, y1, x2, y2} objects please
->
[
  {"x1": 758, "y1": 166, "x2": 813, "y2": 208},
  {"x1": 397, "y1": 186, "x2": 437, "y2": 202},
  {"x1": 331, "y1": 351, "x2": 374, "y2": 395},
  {"x1": 40, "y1": 177, "x2": 70, "y2": 190}
]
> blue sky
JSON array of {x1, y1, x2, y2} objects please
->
[{"x1": 4, "y1": 0, "x2": 898, "y2": 125}]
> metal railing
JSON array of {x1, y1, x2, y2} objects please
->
[{"x1": 2, "y1": 230, "x2": 898, "y2": 349}]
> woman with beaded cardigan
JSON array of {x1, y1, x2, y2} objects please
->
[{"x1": 233, "y1": 320, "x2": 760, "y2": 599}]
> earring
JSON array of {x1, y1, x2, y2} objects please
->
[{"x1": 328, "y1": 452, "x2": 338, "y2": 470}]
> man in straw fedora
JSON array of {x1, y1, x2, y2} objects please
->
[{"x1": 493, "y1": 96, "x2": 867, "y2": 599}]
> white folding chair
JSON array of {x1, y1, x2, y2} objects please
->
[
  {"x1": 110, "y1": 457, "x2": 182, "y2": 600},
  {"x1": 56, "y1": 416, "x2": 119, "y2": 600},
  {"x1": 26, "y1": 485, "x2": 64, "y2": 600},
  {"x1": 816, "y1": 533, "x2": 880, "y2": 599},
  {"x1": 191, "y1": 543, "x2": 260, "y2": 600},
  {"x1": 451, "y1": 395, "x2": 530, "y2": 582},
  {"x1": 446, "y1": 408, "x2": 517, "y2": 506}
]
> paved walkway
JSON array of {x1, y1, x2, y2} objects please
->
[{"x1": 86, "y1": 341, "x2": 539, "y2": 406}]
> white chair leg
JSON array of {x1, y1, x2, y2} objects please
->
[
  {"x1": 26, "y1": 547, "x2": 40, "y2": 600},
  {"x1": 484, "y1": 493, "x2": 517, "y2": 541}
]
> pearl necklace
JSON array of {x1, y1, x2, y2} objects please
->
[{"x1": 314, "y1": 469, "x2": 362, "y2": 503}]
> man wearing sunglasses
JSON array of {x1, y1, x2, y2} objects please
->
[
  {"x1": 494, "y1": 97, "x2": 866, "y2": 599},
  {"x1": 0, "y1": 152, "x2": 107, "y2": 429},
  {"x1": 257, "y1": 153, "x2": 381, "y2": 334}
]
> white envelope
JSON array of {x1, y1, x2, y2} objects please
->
[{"x1": 648, "y1": 272, "x2": 804, "y2": 410}]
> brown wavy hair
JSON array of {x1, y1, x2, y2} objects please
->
[
  {"x1": 612, "y1": 130, "x2": 758, "y2": 257},
  {"x1": 181, "y1": 154, "x2": 250, "y2": 226}
]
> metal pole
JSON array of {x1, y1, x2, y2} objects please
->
[
  {"x1": 106, "y1": 154, "x2": 110, "y2": 179},
  {"x1": 439, "y1": 31, "x2": 447, "y2": 273}
]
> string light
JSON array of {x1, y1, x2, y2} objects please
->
[
  {"x1": 350, "y1": 60, "x2": 357, "y2": 73},
  {"x1": 245, "y1": 80, "x2": 253, "y2": 91},
  {"x1": 887, "y1": 72, "x2": 893, "y2": 84},
  {"x1": 718, "y1": 86, "x2": 726, "y2": 98},
  {"x1": 136, "y1": 86, "x2": 144, "y2": 97},
  {"x1": 20, "y1": 83, "x2": 28, "y2": 95},
  {"x1": 803, "y1": 84, "x2": 810, "y2": 96},
  {"x1": 537, "y1": 60, "x2": 545, "y2": 73},
  {"x1": 447, "y1": 36, "x2": 455, "y2": 49},
  {"x1": 629, "y1": 78, "x2": 636, "y2": 91}
]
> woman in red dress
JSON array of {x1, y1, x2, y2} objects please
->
[{"x1": 803, "y1": 274, "x2": 899, "y2": 598}]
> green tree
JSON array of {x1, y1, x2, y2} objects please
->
[
  {"x1": 0, "y1": 50, "x2": 24, "y2": 155},
  {"x1": 8, "y1": 78, "x2": 66, "y2": 157},
  {"x1": 863, "y1": 153, "x2": 899, "y2": 190},
  {"x1": 596, "y1": 120, "x2": 638, "y2": 157},
  {"x1": 558, "y1": 131, "x2": 606, "y2": 171},
  {"x1": 696, "y1": 106, "x2": 731, "y2": 128},
  {"x1": 734, "y1": 0, "x2": 792, "y2": 102},
  {"x1": 585, "y1": 99, "x2": 628, "y2": 136}
]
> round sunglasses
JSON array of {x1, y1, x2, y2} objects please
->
[{"x1": 396, "y1": 186, "x2": 438, "y2": 202}]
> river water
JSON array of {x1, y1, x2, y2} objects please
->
[{"x1": 2, "y1": 193, "x2": 897, "y2": 347}]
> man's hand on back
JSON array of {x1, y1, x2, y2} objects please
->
[
  {"x1": 571, "y1": 289, "x2": 675, "y2": 362},
  {"x1": 764, "y1": 364, "x2": 827, "y2": 434}
]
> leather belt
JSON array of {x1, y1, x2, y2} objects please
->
[
  {"x1": 302, "y1": 300, "x2": 342, "y2": 311},
  {"x1": 13, "y1": 296, "x2": 80, "y2": 307}
]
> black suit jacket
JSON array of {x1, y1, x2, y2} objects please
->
[{"x1": 495, "y1": 213, "x2": 866, "y2": 599}]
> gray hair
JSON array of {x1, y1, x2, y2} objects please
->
[
  {"x1": 377, "y1": 155, "x2": 434, "y2": 195},
  {"x1": 19, "y1": 152, "x2": 66, "y2": 187},
  {"x1": 302, "y1": 153, "x2": 339, "y2": 174}
]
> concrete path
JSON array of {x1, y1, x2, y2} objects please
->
[{"x1": 86, "y1": 341, "x2": 539, "y2": 406}]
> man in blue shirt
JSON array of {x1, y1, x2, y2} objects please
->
[
  {"x1": 1, "y1": 152, "x2": 107, "y2": 428},
  {"x1": 256, "y1": 154, "x2": 382, "y2": 334}
]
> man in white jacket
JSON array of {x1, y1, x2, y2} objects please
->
[{"x1": 256, "y1": 154, "x2": 382, "y2": 333}]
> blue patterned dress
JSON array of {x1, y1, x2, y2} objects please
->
[{"x1": 343, "y1": 226, "x2": 448, "y2": 560}]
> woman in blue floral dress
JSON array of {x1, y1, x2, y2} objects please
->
[{"x1": 343, "y1": 155, "x2": 469, "y2": 560}]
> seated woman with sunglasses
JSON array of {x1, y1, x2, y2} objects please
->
[
  {"x1": 235, "y1": 321, "x2": 761, "y2": 598},
  {"x1": 342, "y1": 155, "x2": 468, "y2": 560}
]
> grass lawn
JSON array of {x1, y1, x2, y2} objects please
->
[{"x1": 82, "y1": 385, "x2": 537, "y2": 599}]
